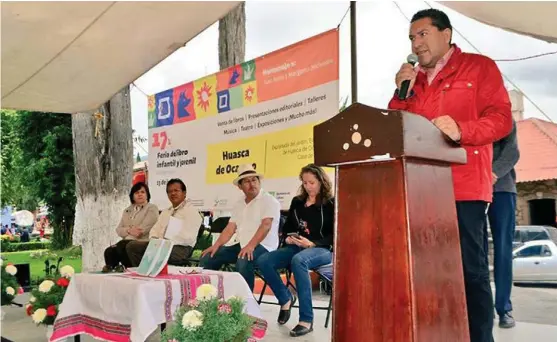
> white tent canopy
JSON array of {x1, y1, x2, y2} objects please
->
[
  {"x1": 1, "y1": 1, "x2": 240, "y2": 113},
  {"x1": 2, "y1": 2, "x2": 556, "y2": 114},
  {"x1": 441, "y1": 1, "x2": 557, "y2": 44}
]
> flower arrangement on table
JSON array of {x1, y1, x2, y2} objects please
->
[
  {"x1": 162, "y1": 283, "x2": 256, "y2": 342},
  {"x1": 1, "y1": 258, "x2": 23, "y2": 306},
  {"x1": 26, "y1": 265, "x2": 75, "y2": 326}
]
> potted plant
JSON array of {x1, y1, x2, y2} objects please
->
[
  {"x1": 1, "y1": 258, "x2": 24, "y2": 322},
  {"x1": 162, "y1": 284, "x2": 257, "y2": 342},
  {"x1": 26, "y1": 265, "x2": 75, "y2": 339}
]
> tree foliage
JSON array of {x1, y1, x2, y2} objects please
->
[
  {"x1": 1, "y1": 110, "x2": 39, "y2": 210},
  {"x1": 0, "y1": 110, "x2": 75, "y2": 249}
]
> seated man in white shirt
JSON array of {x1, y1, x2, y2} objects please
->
[
  {"x1": 200, "y1": 164, "x2": 280, "y2": 291},
  {"x1": 127, "y1": 178, "x2": 202, "y2": 266}
]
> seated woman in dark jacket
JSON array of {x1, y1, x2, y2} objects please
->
[{"x1": 256, "y1": 164, "x2": 334, "y2": 337}]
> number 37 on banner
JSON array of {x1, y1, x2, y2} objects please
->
[{"x1": 151, "y1": 131, "x2": 169, "y2": 150}]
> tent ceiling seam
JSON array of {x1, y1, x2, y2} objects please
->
[{"x1": 1, "y1": 1, "x2": 117, "y2": 102}]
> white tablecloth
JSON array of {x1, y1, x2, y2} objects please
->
[{"x1": 50, "y1": 267, "x2": 266, "y2": 342}]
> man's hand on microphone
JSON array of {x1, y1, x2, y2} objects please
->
[
  {"x1": 432, "y1": 115, "x2": 461, "y2": 142},
  {"x1": 395, "y1": 63, "x2": 417, "y2": 96}
]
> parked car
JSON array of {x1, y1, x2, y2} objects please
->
[
  {"x1": 513, "y1": 225, "x2": 557, "y2": 248},
  {"x1": 513, "y1": 240, "x2": 557, "y2": 284}
]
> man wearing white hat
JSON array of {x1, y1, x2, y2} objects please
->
[{"x1": 200, "y1": 163, "x2": 281, "y2": 291}]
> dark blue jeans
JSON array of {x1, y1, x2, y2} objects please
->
[
  {"x1": 256, "y1": 244, "x2": 332, "y2": 323},
  {"x1": 199, "y1": 243, "x2": 268, "y2": 291},
  {"x1": 487, "y1": 192, "x2": 516, "y2": 316}
]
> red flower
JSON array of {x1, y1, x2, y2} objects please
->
[
  {"x1": 218, "y1": 303, "x2": 232, "y2": 314},
  {"x1": 46, "y1": 305, "x2": 57, "y2": 316},
  {"x1": 56, "y1": 277, "x2": 70, "y2": 287},
  {"x1": 17, "y1": 287, "x2": 24, "y2": 294},
  {"x1": 26, "y1": 304, "x2": 33, "y2": 316}
]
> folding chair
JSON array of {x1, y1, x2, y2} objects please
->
[
  {"x1": 203, "y1": 216, "x2": 237, "y2": 272},
  {"x1": 210, "y1": 216, "x2": 231, "y2": 234}
]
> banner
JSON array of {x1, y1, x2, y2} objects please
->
[{"x1": 148, "y1": 29, "x2": 339, "y2": 210}]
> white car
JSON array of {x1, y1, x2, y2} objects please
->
[{"x1": 513, "y1": 240, "x2": 557, "y2": 284}]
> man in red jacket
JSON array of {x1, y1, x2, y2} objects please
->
[{"x1": 388, "y1": 9, "x2": 512, "y2": 342}]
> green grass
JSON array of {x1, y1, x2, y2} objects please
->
[{"x1": 1, "y1": 248, "x2": 82, "y2": 284}]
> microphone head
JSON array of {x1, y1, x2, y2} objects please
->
[{"x1": 407, "y1": 53, "x2": 419, "y2": 66}]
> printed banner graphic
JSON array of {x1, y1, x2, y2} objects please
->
[{"x1": 148, "y1": 29, "x2": 339, "y2": 210}]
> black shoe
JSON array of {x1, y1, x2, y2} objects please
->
[
  {"x1": 277, "y1": 295, "x2": 297, "y2": 325},
  {"x1": 289, "y1": 323, "x2": 313, "y2": 337},
  {"x1": 499, "y1": 312, "x2": 516, "y2": 328},
  {"x1": 113, "y1": 264, "x2": 125, "y2": 273}
]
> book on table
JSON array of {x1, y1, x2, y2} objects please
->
[{"x1": 136, "y1": 238, "x2": 174, "y2": 277}]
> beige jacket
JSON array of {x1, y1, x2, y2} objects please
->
[
  {"x1": 115, "y1": 203, "x2": 159, "y2": 240},
  {"x1": 149, "y1": 200, "x2": 203, "y2": 247}
]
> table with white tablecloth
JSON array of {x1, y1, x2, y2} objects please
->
[{"x1": 49, "y1": 267, "x2": 267, "y2": 342}]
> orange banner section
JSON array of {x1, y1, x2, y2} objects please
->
[{"x1": 256, "y1": 29, "x2": 339, "y2": 102}]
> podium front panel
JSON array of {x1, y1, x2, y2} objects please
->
[{"x1": 333, "y1": 160, "x2": 413, "y2": 341}]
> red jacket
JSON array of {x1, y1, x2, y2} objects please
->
[{"x1": 388, "y1": 45, "x2": 512, "y2": 202}]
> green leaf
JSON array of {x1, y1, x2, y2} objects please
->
[{"x1": 0, "y1": 110, "x2": 75, "y2": 249}]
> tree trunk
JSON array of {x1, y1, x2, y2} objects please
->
[
  {"x1": 213, "y1": 2, "x2": 247, "y2": 219},
  {"x1": 72, "y1": 87, "x2": 133, "y2": 271},
  {"x1": 218, "y1": 3, "x2": 246, "y2": 70}
]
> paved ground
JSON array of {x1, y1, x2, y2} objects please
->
[
  {"x1": 2, "y1": 284, "x2": 556, "y2": 341},
  {"x1": 510, "y1": 283, "x2": 557, "y2": 326}
]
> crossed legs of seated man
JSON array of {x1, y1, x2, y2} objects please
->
[
  {"x1": 199, "y1": 243, "x2": 269, "y2": 291},
  {"x1": 256, "y1": 244, "x2": 332, "y2": 337},
  {"x1": 126, "y1": 240, "x2": 193, "y2": 267}
]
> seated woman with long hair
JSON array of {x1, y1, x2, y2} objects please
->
[
  {"x1": 102, "y1": 182, "x2": 159, "y2": 272},
  {"x1": 256, "y1": 164, "x2": 334, "y2": 337}
]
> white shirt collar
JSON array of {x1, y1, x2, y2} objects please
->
[{"x1": 169, "y1": 200, "x2": 187, "y2": 211}]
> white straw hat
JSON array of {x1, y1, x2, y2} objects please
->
[{"x1": 233, "y1": 164, "x2": 264, "y2": 186}]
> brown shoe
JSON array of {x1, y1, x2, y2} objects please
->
[{"x1": 101, "y1": 265, "x2": 113, "y2": 273}]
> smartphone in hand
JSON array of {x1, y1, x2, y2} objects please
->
[{"x1": 287, "y1": 232, "x2": 300, "y2": 239}]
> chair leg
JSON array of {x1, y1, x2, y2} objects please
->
[
  {"x1": 285, "y1": 269, "x2": 297, "y2": 293},
  {"x1": 257, "y1": 282, "x2": 267, "y2": 304},
  {"x1": 325, "y1": 292, "x2": 333, "y2": 328}
]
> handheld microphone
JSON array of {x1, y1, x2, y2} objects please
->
[{"x1": 398, "y1": 53, "x2": 419, "y2": 100}]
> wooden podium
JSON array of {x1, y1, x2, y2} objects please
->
[{"x1": 313, "y1": 103, "x2": 470, "y2": 342}]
